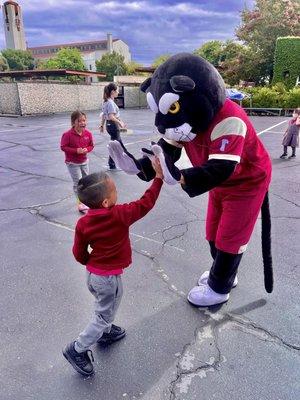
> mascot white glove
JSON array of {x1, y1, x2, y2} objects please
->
[
  {"x1": 107, "y1": 141, "x2": 140, "y2": 175},
  {"x1": 141, "y1": 141, "x2": 182, "y2": 185}
]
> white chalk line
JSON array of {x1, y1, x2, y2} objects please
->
[
  {"x1": 131, "y1": 232, "x2": 184, "y2": 252},
  {"x1": 41, "y1": 218, "x2": 184, "y2": 252},
  {"x1": 257, "y1": 120, "x2": 287, "y2": 135}
]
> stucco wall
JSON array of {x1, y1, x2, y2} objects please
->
[
  {"x1": 17, "y1": 82, "x2": 104, "y2": 115},
  {"x1": 0, "y1": 83, "x2": 21, "y2": 114},
  {"x1": 124, "y1": 86, "x2": 147, "y2": 108},
  {"x1": 0, "y1": 82, "x2": 146, "y2": 115}
]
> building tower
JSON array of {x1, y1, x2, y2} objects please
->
[{"x1": 2, "y1": 1, "x2": 26, "y2": 50}]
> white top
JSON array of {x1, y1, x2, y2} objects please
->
[{"x1": 102, "y1": 98, "x2": 120, "y2": 119}]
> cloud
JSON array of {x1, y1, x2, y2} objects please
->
[{"x1": 0, "y1": 0, "x2": 254, "y2": 64}]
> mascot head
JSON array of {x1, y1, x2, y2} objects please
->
[{"x1": 141, "y1": 53, "x2": 226, "y2": 142}]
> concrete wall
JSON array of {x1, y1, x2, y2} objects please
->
[
  {"x1": 0, "y1": 82, "x2": 147, "y2": 115},
  {"x1": 0, "y1": 83, "x2": 21, "y2": 114},
  {"x1": 17, "y1": 82, "x2": 104, "y2": 115},
  {"x1": 124, "y1": 86, "x2": 147, "y2": 108}
]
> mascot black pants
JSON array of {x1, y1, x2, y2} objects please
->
[{"x1": 207, "y1": 241, "x2": 242, "y2": 294}]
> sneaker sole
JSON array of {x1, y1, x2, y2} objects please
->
[
  {"x1": 187, "y1": 297, "x2": 229, "y2": 307},
  {"x1": 97, "y1": 332, "x2": 126, "y2": 345},
  {"x1": 62, "y1": 350, "x2": 94, "y2": 376}
]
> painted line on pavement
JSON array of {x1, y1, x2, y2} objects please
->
[{"x1": 257, "y1": 120, "x2": 287, "y2": 135}]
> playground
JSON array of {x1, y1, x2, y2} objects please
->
[{"x1": 0, "y1": 109, "x2": 299, "y2": 400}]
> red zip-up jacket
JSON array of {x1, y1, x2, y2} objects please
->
[
  {"x1": 60, "y1": 128, "x2": 94, "y2": 164},
  {"x1": 72, "y1": 178, "x2": 163, "y2": 275}
]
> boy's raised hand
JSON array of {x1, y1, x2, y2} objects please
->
[{"x1": 151, "y1": 157, "x2": 164, "y2": 179}]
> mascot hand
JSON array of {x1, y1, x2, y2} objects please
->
[
  {"x1": 107, "y1": 141, "x2": 140, "y2": 175},
  {"x1": 142, "y1": 142, "x2": 181, "y2": 185}
]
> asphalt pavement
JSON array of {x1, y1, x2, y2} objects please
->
[{"x1": 0, "y1": 108, "x2": 299, "y2": 400}]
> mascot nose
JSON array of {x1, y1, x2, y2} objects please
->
[{"x1": 157, "y1": 125, "x2": 165, "y2": 134}]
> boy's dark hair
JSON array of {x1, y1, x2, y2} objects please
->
[
  {"x1": 71, "y1": 110, "x2": 86, "y2": 126},
  {"x1": 77, "y1": 172, "x2": 110, "y2": 208}
]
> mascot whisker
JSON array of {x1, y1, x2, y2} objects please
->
[{"x1": 108, "y1": 53, "x2": 273, "y2": 306}]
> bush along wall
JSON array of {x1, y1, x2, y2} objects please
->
[
  {"x1": 272, "y1": 36, "x2": 300, "y2": 89},
  {"x1": 241, "y1": 84, "x2": 300, "y2": 109}
]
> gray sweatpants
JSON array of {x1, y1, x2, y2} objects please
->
[
  {"x1": 66, "y1": 162, "x2": 89, "y2": 196},
  {"x1": 75, "y1": 272, "x2": 123, "y2": 353}
]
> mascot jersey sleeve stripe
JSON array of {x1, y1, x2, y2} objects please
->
[{"x1": 183, "y1": 99, "x2": 272, "y2": 192}]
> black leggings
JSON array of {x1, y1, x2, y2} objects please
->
[
  {"x1": 106, "y1": 121, "x2": 122, "y2": 168},
  {"x1": 207, "y1": 241, "x2": 242, "y2": 294},
  {"x1": 283, "y1": 145, "x2": 296, "y2": 156}
]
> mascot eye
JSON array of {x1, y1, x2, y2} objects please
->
[{"x1": 168, "y1": 101, "x2": 180, "y2": 114}]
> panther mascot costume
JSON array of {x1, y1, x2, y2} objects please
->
[{"x1": 108, "y1": 53, "x2": 273, "y2": 306}]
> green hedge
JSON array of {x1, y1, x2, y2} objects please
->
[
  {"x1": 241, "y1": 84, "x2": 300, "y2": 108},
  {"x1": 272, "y1": 37, "x2": 300, "y2": 89}
]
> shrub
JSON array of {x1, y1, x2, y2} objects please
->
[
  {"x1": 273, "y1": 37, "x2": 300, "y2": 89},
  {"x1": 241, "y1": 85, "x2": 300, "y2": 108}
]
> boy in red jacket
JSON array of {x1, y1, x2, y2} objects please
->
[
  {"x1": 60, "y1": 111, "x2": 94, "y2": 213},
  {"x1": 63, "y1": 159, "x2": 163, "y2": 376}
]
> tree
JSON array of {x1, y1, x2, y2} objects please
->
[
  {"x1": 218, "y1": 41, "x2": 252, "y2": 86},
  {"x1": 125, "y1": 60, "x2": 143, "y2": 75},
  {"x1": 41, "y1": 48, "x2": 86, "y2": 71},
  {"x1": 1, "y1": 49, "x2": 34, "y2": 70},
  {"x1": 193, "y1": 41, "x2": 223, "y2": 66},
  {"x1": 194, "y1": 40, "x2": 253, "y2": 86},
  {"x1": 236, "y1": 0, "x2": 300, "y2": 82},
  {"x1": 0, "y1": 52, "x2": 9, "y2": 71},
  {"x1": 152, "y1": 54, "x2": 171, "y2": 68},
  {"x1": 96, "y1": 51, "x2": 126, "y2": 81}
]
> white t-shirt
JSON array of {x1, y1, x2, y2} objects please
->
[{"x1": 102, "y1": 99, "x2": 120, "y2": 119}]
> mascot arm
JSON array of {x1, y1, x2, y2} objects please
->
[
  {"x1": 157, "y1": 138, "x2": 182, "y2": 162},
  {"x1": 181, "y1": 159, "x2": 237, "y2": 197},
  {"x1": 108, "y1": 140, "x2": 156, "y2": 181}
]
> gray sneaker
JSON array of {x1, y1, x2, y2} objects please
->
[
  {"x1": 63, "y1": 342, "x2": 94, "y2": 376},
  {"x1": 97, "y1": 325, "x2": 126, "y2": 344}
]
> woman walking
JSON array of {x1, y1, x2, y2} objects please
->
[{"x1": 100, "y1": 83, "x2": 126, "y2": 170}]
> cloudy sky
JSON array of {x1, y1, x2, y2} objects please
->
[{"x1": 0, "y1": 0, "x2": 254, "y2": 65}]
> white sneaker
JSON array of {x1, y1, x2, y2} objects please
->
[
  {"x1": 187, "y1": 283, "x2": 229, "y2": 307},
  {"x1": 197, "y1": 270, "x2": 238, "y2": 288}
]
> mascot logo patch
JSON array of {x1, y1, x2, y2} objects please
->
[{"x1": 220, "y1": 139, "x2": 229, "y2": 151}]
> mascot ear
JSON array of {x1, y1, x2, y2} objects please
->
[
  {"x1": 170, "y1": 75, "x2": 195, "y2": 93},
  {"x1": 140, "y1": 77, "x2": 152, "y2": 93}
]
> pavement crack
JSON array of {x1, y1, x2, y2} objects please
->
[
  {"x1": 169, "y1": 323, "x2": 223, "y2": 399},
  {"x1": 0, "y1": 138, "x2": 38, "y2": 151},
  {"x1": 0, "y1": 164, "x2": 69, "y2": 182},
  {"x1": 161, "y1": 219, "x2": 199, "y2": 249},
  {"x1": 0, "y1": 144, "x2": 19, "y2": 151},
  {"x1": 0, "y1": 196, "x2": 71, "y2": 212},
  {"x1": 272, "y1": 192, "x2": 300, "y2": 208},
  {"x1": 228, "y1": 313, "x2": 300, "y2": 351},
  {"x1": 133, "y1": 247, "x2": 186, "y2": 299},
  {"x1": 168, "y1": 306, "x2": 299, "y2": 398}
]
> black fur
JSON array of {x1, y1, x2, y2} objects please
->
[
  {"x1": 261, "y1": 192, "x2": 273, "y2": 293},
  {"x1": 141, "y1": 53, "x2": 226, "y2": 133}
]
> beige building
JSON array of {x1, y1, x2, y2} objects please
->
[
  {"x1": 28, "y1": 33, "x2": 131, "y2": 81},
  {"x1": 2, "y1": 0, "x2": 27, "y2": 50}
]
